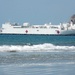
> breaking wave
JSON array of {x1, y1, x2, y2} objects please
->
[{"x1": 0, "y1": 43, "x2": 75, "y2": 52}]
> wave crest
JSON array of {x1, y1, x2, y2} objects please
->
[{"x1": 0, "y1": 43, "x2": 75, "y2": 52}]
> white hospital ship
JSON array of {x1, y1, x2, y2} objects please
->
[{"x1": 0, "y1": 15, "x2": 75, "y2": 35}]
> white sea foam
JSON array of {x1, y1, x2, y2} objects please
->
[
  {"x1": 0, "y1": 43, "x2": 75, "y2": 52},
  {"x1": 1, "y1": 62, "x2": 75, "y2": 68}
]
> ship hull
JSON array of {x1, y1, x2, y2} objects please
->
[{"x1": 1, "y1": 28, "x2": 75, "y2": 35}]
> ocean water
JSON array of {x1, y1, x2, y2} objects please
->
[{"x1": 0, "y1": 34, "x2": 75, "y2": 75}]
